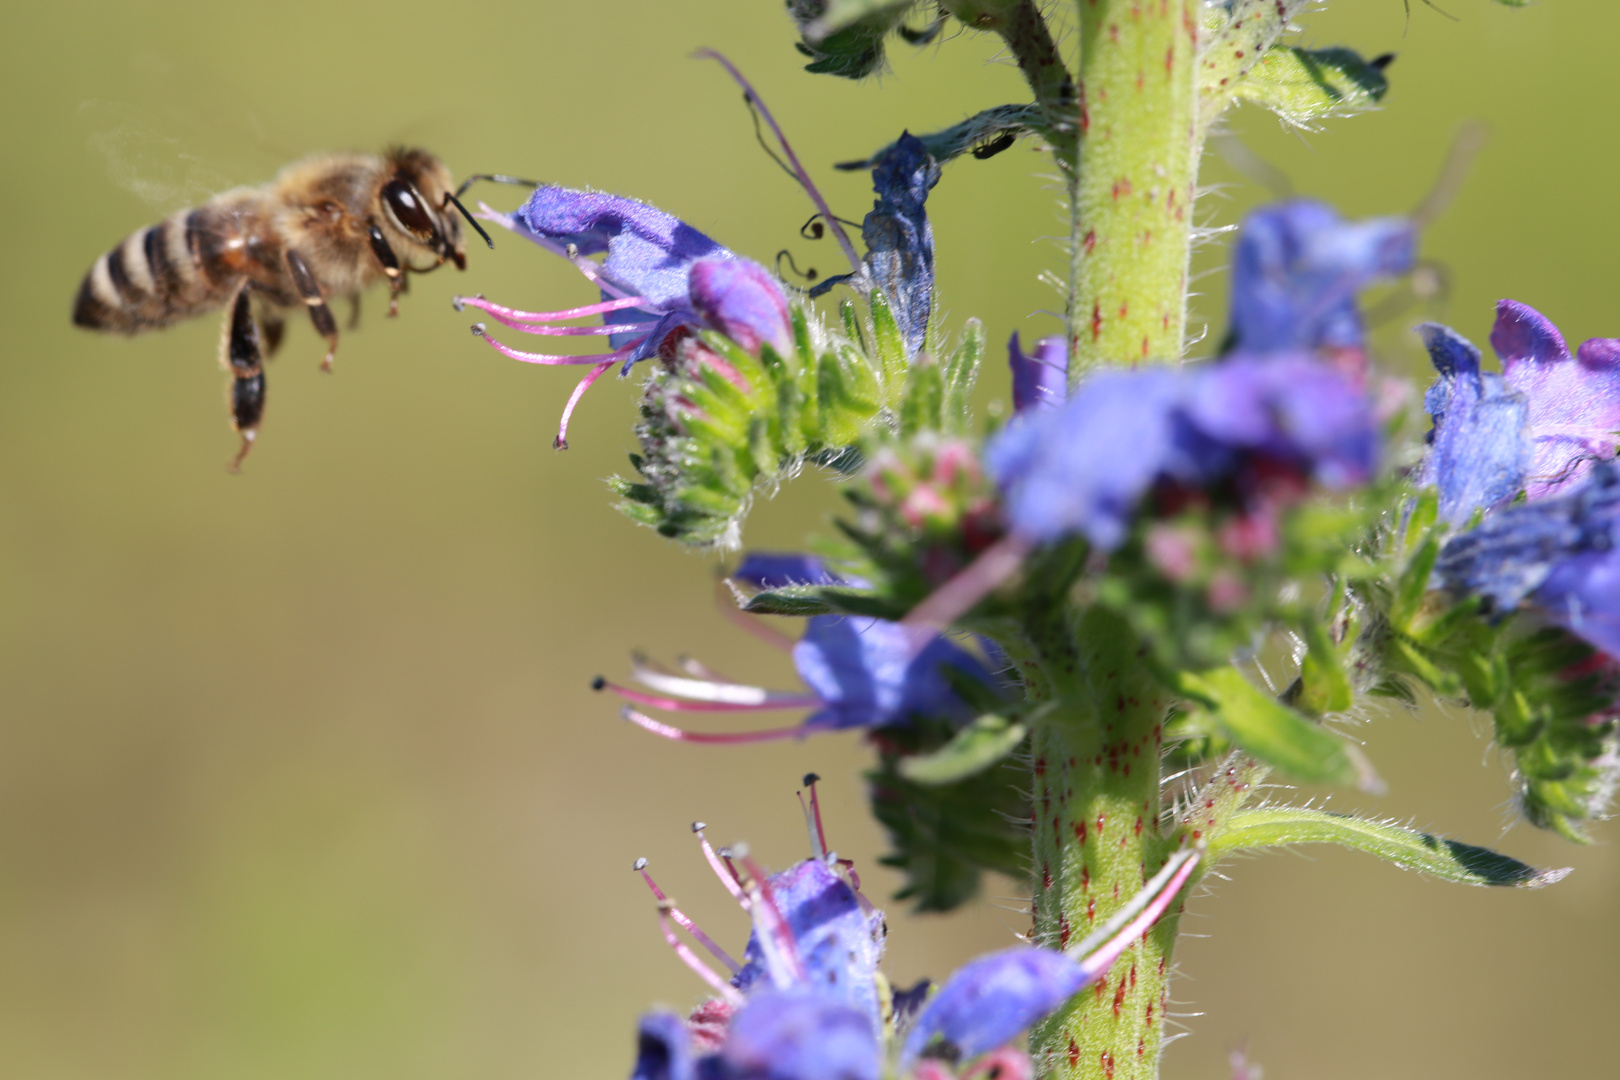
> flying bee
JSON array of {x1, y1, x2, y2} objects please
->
[{"x1": 72, "y1": 147, "x2": 504, "y2": 470}]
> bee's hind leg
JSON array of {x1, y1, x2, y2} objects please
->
[
  {"x1": 284, "y1": 248, "x2": 339, "y2": 372},
  {"x1": 220, "y1": 282, "x2": 266, "y2": 473}
]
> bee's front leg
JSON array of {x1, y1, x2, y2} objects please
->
[
  {"x1": 220, "y1": 282, "x2": 266, "y2": 473},
  {"x1": 284, "y1": 248, "x2": 339, "y2": 372},
  {"x1": 366, "y1": 223, "x2": 405, "y2": 318}
]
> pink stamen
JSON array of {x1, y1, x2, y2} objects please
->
[
  {"x1": 693, "y1": 822, "x2": 746, "y2": 901},
  {"x1": 902, "y1": 534, "x2": 1033, "y2": 638},
  {"x1": 694, "y1": 49, "x2": 861, "y2": 275},
  {"x1": 603, "y1": 679, "x2": 821, "y2": 713},
  {"x1": 636, "y1": 858, "x2": 743, "y2": 974},
  {"x1": 555, "y1": 360, "x2": 616, "y2": 450},
  {"x1": 740, "y1": 853, "x2": 805, "y2": 986},
  {"x1": 621, "y1": 706, "x2": 819, "y2": 744},
  {"x1": 635, "y1": 857, "x2": 744, "y2": 1004},
  {"x1": 798, "y1": 773, "x2": 829, "y2": 859},
  {"x1": 836, "y1": 857, "x2": 863, "y2": 896},
  {"x1": 455, "y1": 293, "x2": 653, "y2": 324},
  {"x1": 676, "y1": 654, "x2": 742, "y2": 684},
  {"x1": 473, "y1": 328, "x2": 645, "y2": 367},
  {"x1": 1070, "y1": 848, "x2": 1201, "y2": 983},
  {"x1": 630, "y1": 658, "x2": 805, "y2": 706},
  {"x1": 505, "y1": 320, "x2": 657, "y2": 338}
]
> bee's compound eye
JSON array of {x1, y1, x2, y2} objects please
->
[{"x1": 382, "y1": 179, "x2": 437, "y2": 242}]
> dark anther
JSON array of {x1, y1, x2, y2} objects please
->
[
  {"x1": 591, "y1": 675, "x2": 607, "y2": 691},
  {"x1": 971, "y1": 131, "x2": 1017, "y2": 160},
  {"x1": 776, "y1": 250, "x2": 818, "y2": 282},
  {"x1": 633, "y1": 857, "x2": 648, "y2": 871},
  {"x1": 803, "y1": 772, "x2": 820, "y2": 786},
  {"x1": 470, "y1": 322, "x2": 487, "y2": 336},
  {"x1": 1369, "y1": 53, "x2": 1396, "y2": 71},
  {"x1": 800, "y1": 214, "x2": 826, "y2": 240},
  {"x1": 451, "y1": 296, "x2": 465, "y2": 312},
  {"x1": 691, "y1": 821, "x2": 707, "y2": 833}
]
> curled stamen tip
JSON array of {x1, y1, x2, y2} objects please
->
[
  {"x1": 691, "y1": 821, "x2": 707, "y2": 833},
  {"x1": 470, "y1": 322, "x2": 487, "y2": 337},
  {"x1": 633, "y1": 857, "x2": 649, "y2": 871},
  {"x1": 802, "y1": 772, "x2": 820, "y2": 786},
  {"x1": 716, "y1": 847, "x2": 732, "y2": 858},
  {"x1": 553, "y1": 435, "x2": 570, "y2": 451},
  {"x1": 451, "y1": 296, "x2": 465, "y2": 312},
  {"x1": 591, "y1": 675, "x2": 607, "y2": 691}
]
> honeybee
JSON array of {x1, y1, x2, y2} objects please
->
[{"x1": 72, "y1": 147, "x2": 499, "y2": 470}]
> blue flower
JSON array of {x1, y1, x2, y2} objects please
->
[
  {"x1": 985, "y1": 353, "x2": 1376, "y2": 549},
  {"x1": 455, "y1": 186, "x2": 793, "y2": 447},
  {"x1": 1227, "y1": 200, "x2": 1414, "y2": 355},
  {"x1": 1417, "y1": 322, "x2": 1530, "y2": 525},
  {"x1": 624, "y1": 806, "x2": 1202, "y2": 1080},
  {"x1": 1007, "y1": 334, "x2": 1066, "y2": 413}
]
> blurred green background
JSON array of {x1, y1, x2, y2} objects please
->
[{"x1": 2, "y1": 2, "x2": 1616, "y2": 1078}]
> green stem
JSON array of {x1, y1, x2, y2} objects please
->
[
  {"x1": 1068, "y1": 0, "x2": 1200, "y2": 376},
  {"x1": 1027, "y1": 608, "x2": 1180, "y2": 1080},
  {"x1": 990, "y1": 0, "x2": 1079, "y2": 167}
]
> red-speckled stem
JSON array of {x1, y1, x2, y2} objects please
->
[{"x1": 1068, "y1": 0, "x2": 1200, "y2": 376}]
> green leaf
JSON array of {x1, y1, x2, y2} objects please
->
[
  {"x1": 1197, "y1": 0, "x2": 1315, "y2": 126},
  {"x1": 940, "y1": 318, "x2": 984, "y2": 435},
  {"x1": 1175, "y1": 667, "x2": 1358, "y2": 786},
  {"x1": 868, "y1": 290, "x2": 909, "y2": 391},
  {"x1": 1297, "y1": 617, "x2": 1353, "y2": 715},
  {"x1": 1209, "y1": 807, "x2": 1571, "y2": 888},
  {"x1": 1232, "y1": 46, "x2": 1390, "y2": 127},
  {"x1": 898, "y1": 715, "x2": 1028, "y2": 785},
  {"x1": 802, "y1": 0, "x2": 915, "y2": 41},
  {"x1": 835, "y1": 104, "x2": 1044, "y2": 171}
]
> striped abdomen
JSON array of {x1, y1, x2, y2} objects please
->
[{"x1": 72, "y1": 200, "x2": 281, "y2": 334}]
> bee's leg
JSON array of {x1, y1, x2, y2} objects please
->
[
  {"x1": 366, "y1": 223, "x2": 405, "y2": 318},
  {"x1": 220, "y1": 283, "x2": 266, "y2": 473},
  {"x1": 347, "y1": 293, "x2": 361, "y2": 330},
  {"x1": 258, "y1": 303, "x2": 286, "y2": 357},
  {"x1": 285, "y1": 248, "x2": 339, "y2": 372}
]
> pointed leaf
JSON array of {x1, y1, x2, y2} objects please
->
[
  {"x1": 1176, "y1": 667, "x2": 1358, "y2": 786},
  {"x1": 1209, "y1": 806, "x2": 1571, "y2": 888},
  {"x1": 1232, "y1": 46, "x2": 1390, "y2": 127},
  {"x1": 898, "y1": 715, "x2": 1028, "y2": 785}
]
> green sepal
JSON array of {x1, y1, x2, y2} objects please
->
[
  {"x1": 1295, "y1": 614, "x2": 1353, "y2": 715},
  {"x1": 940, "y1": 318, "x2": 984, "y2": 435},
  {"x1": 1231, "y1": 46, "x2": 1390, "y2": 127},
  {"x1": 867, "y1": 716, "x2": 1030, "y2": 912},
  {"x1": 793, "y1": 0, "x2": 921, "y2": 79},
  {"x1": 1208, "y1": 806, "x2": 1571, "y2": 889},
  {"x1": 868, "y1": 289, "x2": 909, "y2": 391},
  {"x1": 898, "y1": 357, "x2": 944, "y2": 438},
  {"x1": 1173, "y1": 667, "x2": 1359, "y2": 787},
  {"x1": 898, "y1": 714, "x2": 1028, "y2": 785}
]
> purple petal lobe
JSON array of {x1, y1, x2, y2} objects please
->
[
  {"x1": 689, "y1": 258, "x2": 794, "y2": 357},
  {"x1": 1495, "y1": 300, "x2": 1620, "y2": 499},
  {"x1": 1228, "y1": 200, "x2": 1414, "y2": 353},
  {"x1": 1535, "y1": 549, "x2": 1620, "y2": 658},
  {"x1": 632, "y1": 1011, "x2": 695, "y2": 1080},
  {"x1": 792, "y1": 617, "x2": 989, "y2": 730},
  {"x1": 862, "y1": 133, "x2": 940, "y2": 361},
  {"x1": 1008, "y1": 334, "x2": 1067, "y2": 413},
  {"x1": 721, "y1": 990, "x2": 880, "y2": 1080},
  {"x1": 1417, "y1": 322, "x2": 1530, "y2": 522},
  {"x1": 511, "y1": 186, "x2": 734, "y2": 309},
  {"x1": 734, "y1": 553, "x2": 848, "y2": 589},
  {"x1": 733, "y1": 859, "x2": 886, "y2": 1028},
  {"x1": 899, "y1": 947, "x2": 1087, "y2": 1069}
]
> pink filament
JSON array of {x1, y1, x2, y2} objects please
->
[
  {"x1": 477, "y1": 331, "x2": 645, "y2": 367},
  {"x1": 902, "y1": 534, "x2": 1033, "y2": 637},
  {"x1": 555, "y1": 360, "x2": 616, "y2": 449},
  {"x1": 1072, "y1": 849, "x2": 1201, "y2": 984},
  {"x1": 654, "y1": 902, "x2": 744, "y2": 1005},
  {"x1": 637, "y1": 867, "x2": 743, "y2": 974},
  {"x1": 605, "y1": 680, "x2": 820, "y2": 713},
  {"x1": 621, "y1": 706, "x2": 817, "y2": 745},
  {"x1": 457, "y1": 293, "x2": 652, "y2": 323},
  {"x1": 694, "y1": 826, "x2": 746, "y2": 901},
  {"x1": 740, "y1": 853, "x2": 805, "y2": 984}
]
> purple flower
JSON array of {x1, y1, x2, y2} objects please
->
[
  {"x1": 1227, "y1": 200, "x2": 1414, "y2": 355},
  {"x1": 1007, "y1": 334, "x2": 1066, "y2": 413},
  {"x1": 1492, "y1": 300, "x2": 1620, "y2": 500},
  {"x1": 1418, "y1": 322, "x2": 1530, "y2": 525},
  {"x1": 733, "y1": 553, "x2": 860, "y2": 589},
  {"x1": 624, "y1": 804, "x2": 1202, "y2": 1080},
  {"x1": 455, "y1": 186, "x2": 792, "y2": 447},
  {"x1": 985, "y1": 354, "x2": 1376, "y2": 549}
]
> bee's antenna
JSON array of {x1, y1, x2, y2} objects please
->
[
  {"x1": 454, "y1": 174, "x2": 541, "y2": 199},
  {"x1": 445, "y1": 191, "x2": 496, "y2": 250}
]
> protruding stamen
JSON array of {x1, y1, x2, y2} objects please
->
[
  {"x1": 555, "y1": 359, "x2": 616, "y2": 450},
  {"x1": 474, "y1": 331, "x2": 646, "y2": 367},
  {"x1": 693, "y1": 823, "x2": 746, "y2": 901},
  {"x1": 636, "y1": 858, "x2": 744, "y2": 975},
  {"x1": 1068, "y1": 847, "x2": 1202, "y2": 983},
  {"x1": 454, "y1": 293, "x2": 654, "y2": 324},
  {"x1": 902, "y1": 534, "x2": 1033, "y2": 640},
  {"x1": 798, "y1": 773, "x2": 828, "y2": 860},
  {"x1": 621, "y1": 706, "x2": 817, "y2": 744},
  {"x1": 693, "y1": 49, "x2": 862, "y2": 276},
  {"x1": 629, "y1": 658, "x2": 810, "y2": 707},
  {"x1": 738, "y1": 852, "x2": 805, "y2": 987},
  {"x1": 604, "y1": 679, "x2": 820, "y2": 713}
]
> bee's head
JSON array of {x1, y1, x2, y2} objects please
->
[{"x1": 381, "y1": 148, "x2": 468, "y2": 270}]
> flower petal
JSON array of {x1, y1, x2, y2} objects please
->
[
  {"x1": 899, "y1": 946, "x2": 1086, "y2": 1069},
  {"x1": 1008, "y1": 334, "x2": 1067, "y2": 413},
  {"x1": 791, "y1": 617, "x2": 988, "y2": 730},
  {"x1": 630, "y1": 1011, "x2": 696, "y2": 1080},
  {"x1": 689, "y1": 258, "x2": 795, "y2": 357},
  {"x1": 1417, "y1": 322, "x2": 1530, "y2": 523},
  {"x1": 721, "y1": 989, "x2": 881, "y2": 1080},
  {"x1": 734, "y1": 553, "x2": 849, "y2": 589}
]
